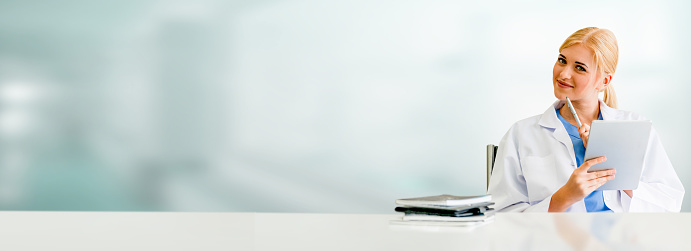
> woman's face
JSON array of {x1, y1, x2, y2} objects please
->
[{"x1": 552, "y1": 43, "x2": 607, "y2": 102}]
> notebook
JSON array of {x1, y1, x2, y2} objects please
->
[{"x1": 395, "y1": 194, "x2": 491, "y2": 207}]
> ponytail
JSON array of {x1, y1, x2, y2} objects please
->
[{"x1": 603, "y1": 84, "x2": 618, "y2": 109}]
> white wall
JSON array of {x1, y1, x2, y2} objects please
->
[{"x1": 0, "y1": 0, "x2": 689, "y2": 212}]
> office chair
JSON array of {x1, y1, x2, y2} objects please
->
[{"x1": 486, "y1": 144, "x2": 498, "y2": 191}]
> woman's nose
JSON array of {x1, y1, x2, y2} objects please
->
[{"x1": 559, "y1": 67, "x2": 572, "y2": 79}]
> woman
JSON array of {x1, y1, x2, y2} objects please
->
[{"x1": 487, "y1": 27, "x2": 684, "y2": 212}]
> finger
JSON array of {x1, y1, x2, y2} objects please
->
[
  {"x1": 587, "y1": 169, "x2": 616, "y2": 180},
  {"x1": 587, "y1": 180, "x2": 605, "y2": 190},
  {"x1": 584, "y1": 172, "x2": 605, "y2": 181},
  {"x1": 579, "y1": 124, "x2": 590, "y2": 147},
  {"x1": 583, "y1": 172, "x2": 598, "y2": 180},
  {"x1": 578, "y1": 156, "x2": 607, "y2": 172},
  {"x1": 588, "y1": 174, "x2": 615, "y2": 189}
]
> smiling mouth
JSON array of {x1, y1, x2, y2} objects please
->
[{"x1": 557, "y1": 80, "x2": 574, "y2": 88}]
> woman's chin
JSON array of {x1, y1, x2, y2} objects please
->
[{"x1": 553, "y1": 91, "x2": 567, "y2": 100}]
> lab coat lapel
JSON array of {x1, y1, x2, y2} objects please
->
[
  {"x1": 538, "y1": 100, "x2": 577, "y2": 168},
  {"x1": 598, "y1": 99, "x2": 618, "y2": 120}
]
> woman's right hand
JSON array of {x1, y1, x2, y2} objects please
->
[
  {"x1": 549, "y1": 156, "x2": 615, "y2": 212},
  {"x1": 578, "y1": 122, "x2": 591, "y2": 148}
]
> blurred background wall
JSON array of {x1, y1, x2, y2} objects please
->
[{"x1": 0, "y1": 0, "x2": 689, "y2": 212}]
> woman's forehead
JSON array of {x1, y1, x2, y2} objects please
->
[{"x1": 560, "y1": 44, "x2": 594, "y2": 65}]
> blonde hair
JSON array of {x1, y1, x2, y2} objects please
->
[{"x1": 559, "y1": 27, "x2": 619, "y2": 109}]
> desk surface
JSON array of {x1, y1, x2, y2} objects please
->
[{"x1": 0, "y1": 212, "x2": 687, "y2": 250}]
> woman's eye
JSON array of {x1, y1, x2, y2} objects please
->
[
  {"x1": 576, "y1": 66, "x2": 586, "y2": 72},
  {"x1": 558, "y1": 58, "x2": 566, "y2": 64}
]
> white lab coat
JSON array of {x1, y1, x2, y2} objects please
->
[{"x1": 488, "y1": 100, "x2": 684, "y2": 212}]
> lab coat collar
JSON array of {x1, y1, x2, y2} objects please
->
[
  {"x1": 598, "y1": 99, "x2": 616, "y2": 120},
  {"x1": 538, "y1": 100, "x2": 565, "y2": 129},
  {"x1": 537, "y1": 100, "x2": 576, "y2": 171},
  {"x1": 538, "y1": 99, "x2": 613, "y2": 128}
]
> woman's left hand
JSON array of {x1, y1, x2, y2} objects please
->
[
  {"x1": 578, "y1": 123, "x2": 591, "y2": 148},
  {"x1": 624, "y1": 190, "x2": 633, "y2": 198}
]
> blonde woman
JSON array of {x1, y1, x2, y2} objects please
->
[{"x1": 487, "y1": 27, "x2": 684, "y2": 212}]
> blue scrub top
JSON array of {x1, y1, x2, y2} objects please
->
[{"x1": 555, "y1": 108, "x2": 612, "y2": 212}]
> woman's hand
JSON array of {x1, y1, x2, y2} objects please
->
[
  {"x1": 578, "y1": 122, "x2": 591, "y2": 148},
  {"x1": 549, "y1": 156, "x2": 615, "y2": 212},
  {"x1": 623, "y1": 190, "x2": 633, "y2": 198}
]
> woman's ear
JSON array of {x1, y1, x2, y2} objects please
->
[{"x1": 599, "y1": 73, "x2": 613, "y2": 92}]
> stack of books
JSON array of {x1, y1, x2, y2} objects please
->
[{"x1": 392, "y1": 194, "x2": 494, "y2": 227}]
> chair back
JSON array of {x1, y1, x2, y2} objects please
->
[{"x1": 486, "y1": 144, "x2": 498, "y2": 190}]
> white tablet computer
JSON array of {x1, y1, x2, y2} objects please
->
[{"x1": 584, "y1": 120, "x2": 652, "y2": 191}]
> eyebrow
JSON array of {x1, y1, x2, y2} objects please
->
[{"x1": 559, "y1": 54, "x2": 589, "y2": 69}]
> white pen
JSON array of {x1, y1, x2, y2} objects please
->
[{"x1": 565, "y1": 97, "x2": 582, "y2": 128}]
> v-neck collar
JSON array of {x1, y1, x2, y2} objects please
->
[{"x1": 555, "y1": 109, "x2": 603, "y2": 138}]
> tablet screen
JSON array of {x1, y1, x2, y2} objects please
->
[{"x1": 584, "y1": 120, "x2": 652, "y2": 190}]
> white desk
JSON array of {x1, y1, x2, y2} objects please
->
[{"x1": 0, "y1": 212, "x2": 688, "y2": 250}]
